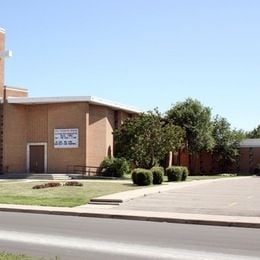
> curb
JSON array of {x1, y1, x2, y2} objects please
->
[{"x1": 0, "y1": 207, "x2": 260, "y2": 229}]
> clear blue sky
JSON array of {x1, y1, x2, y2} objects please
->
[{"x1": 1, "y1": 0, "x2": 259, "y2": 131}]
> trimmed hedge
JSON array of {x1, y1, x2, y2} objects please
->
[
  {"x1": 182, "y1": 167, "x2": 189, "y2": 181},
  {"x1": 151, "y1": 166, "x2": 164, "y2": 185},
  {"x1": 166, "y1": 166, "x2": 189, "y2": 182},
  {"x1": 100, "y1": 157, "x2": 131, "y2": 177},
  {"x1": 132, "y1": 169, "x2": 138, "y2": 184},
  {"x1": 254, "y1": 164, "x2": 260, "y2": 176},
  {"x1": 132, "y1": 168, "x2": 153, "y2": 186}
]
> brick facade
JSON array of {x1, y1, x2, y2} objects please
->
[
  {"x1": 175, "y1": 146, "x2": 260, "y2": 175},
  {"x1": 2, "y1": 101, "x2": 135, "y2": 173},
  {"x1": 0, "y1": 28, "x2": 5, "y2": 95},
  {"x1": 239, "y1": 147, "x2": 260, "y2": 174}
]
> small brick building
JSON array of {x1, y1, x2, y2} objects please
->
[
  {"x1": 0, "y1": 27, "x2": 139, "y2": 174},
  {"x1": 239, "y1": 139, "x2": 260, "y2": 174},
  {"x1": 172, "y1": 139, "x2": 260, "y2": 175}
]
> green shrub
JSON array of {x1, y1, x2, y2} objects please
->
[
  {"x1": 132, "y1": 170, "x2": 138, "y2": 184},
  {"x1": 101, "y1": 157, "x2": 131, "y2": 177},
  {"x1": 182, "y1": 167, "x2": 189, "y2": 181},
  {"x1": 132, "y1": 168, "x2": 153, "y2": 186},
  {"x1": 166, "y1": 166, "x2": 183, "y2": 182},
  {"x1": 151, "y1": 166, "x2": 164, "y2": 184},
  {"x1": 254, "y1": 164, "x2": 260, "y2": 176}
]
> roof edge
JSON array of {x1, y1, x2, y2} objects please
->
[
  {"x1": 240, "y1": 138, "x2": 260, "y2": 148},
  {"x1": 0, "y1": 27, "x2": 5, "y2": 34},
  {"x1": 5, "y1": 86, "x2": 29, "y2": 92},
  {"x1": 7, "y1": 96, "x2": 142, "y2": 113}
]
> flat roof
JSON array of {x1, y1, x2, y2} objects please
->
[
  {"x1": 240, "y1": 139, "x2": 260, "y2": 148},
  {"x1": 6, "y1": 86, "x2": 29, "y2": 92},
  {"x1": 7, "y1": 96, "x2": 142, "y2": 113}
]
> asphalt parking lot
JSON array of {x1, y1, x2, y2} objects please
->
[{"x1": 118, "y1": 177, "x2": 260, "y2": 217}]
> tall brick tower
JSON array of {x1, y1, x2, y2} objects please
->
[
  {"x1": 0, "y1": 28, "x2": 27, "y2": 174},
  {"x1": 0, "y1": 27, "x2": 4, "y2": 173},
  {"x1": 0, "y1": 27, "x2": 5, "y2": 97}
]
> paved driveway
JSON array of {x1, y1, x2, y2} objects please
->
[{"x1": 118, "y1": 177, "x2": 260, "y2": 217}]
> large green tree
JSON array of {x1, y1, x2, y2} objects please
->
[
  {"x1": 212, "y1": 116, "x2": 245, "y2": 172},
  {"x1": 166, "y1": 98, "x2": 215, "y2": 155},
  {"x1": 113, "y1": 110, "x2": 184, "y2": 169},
  {"x1": 247, "y1": 125, "x2": 260, "y2": 138}
]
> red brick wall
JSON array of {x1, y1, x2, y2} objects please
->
[
  {"x1": 3, "y1": 104, "x2": 27, "y2": 173},
  {"x1": 178, "y1": 147, "x2": 260, "y2": 175},
  {"x1": 47, "y1": 103, "x2": 87, "y2": 172},
  {"x1": 27, "y1": 105, "x2": 48, "y2": 142},
  {"x1": 239, "y1": 147, "x2": 260, "y2": 174},
  {"x1": 87, "y1": 105, "x2": 111, "y2": 167},
  {"x1": 3, "y1": 101, "x2": 136, "y2": 173},
  {"x1": 0, "y1": 30, "x2": 5, "y2": 96},
  {"x1": 4, "y1": 103, "x2": 88, "y2": 173}
]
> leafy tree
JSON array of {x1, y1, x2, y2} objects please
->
[
  {"x1": 113, "y1": 110, "x2": 184, "y2": 169},
  {"x1": 247, "y1": 125, "x2": 260, "y2": 138},
  {"x1": 212, "y1": 116, "x2": 245, "y2": 172},
  {"x1": 166, "y1": 98, "x2": 215, "y2": 154}
]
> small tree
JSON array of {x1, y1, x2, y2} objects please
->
[
  {"x1": 212, "y1": 116, "x2": 245, "y2": 172},
  {"x1": 166, "y1": 98, "x2": 214, "y2": 154},
  {"x1": 114, "y1": 110, "x2": 184, "y2": 169},
  {"x1": 166, "y1": 98, "x2": 215, "y2": 173},
  {"x1": 247, "y1": 125, "x2": 260, "y2": 138}
]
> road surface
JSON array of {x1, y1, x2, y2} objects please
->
[{"x1": 0, "y1": 212, "x2": 260, "y2": 259}]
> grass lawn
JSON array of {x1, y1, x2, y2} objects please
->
[
  {"x1": 0, "y1": 174, "x2": 239, "y2": 207},
  {"x1": 0, "y1": 252, "x2": 58, "y2": 260},
  {"x1": 0, "y1": 181, "x2": 137, "y2": 207},
  {"x1": 0, "y1": 252, "x2": 32, "y2": 260}
]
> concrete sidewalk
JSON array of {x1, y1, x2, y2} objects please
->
[
  {"x1": 0, "y1": 176, "x2": 260, "y2": 228},
  {"x1": 1, "y1": 201, "x2": 260, "y2": 229}
]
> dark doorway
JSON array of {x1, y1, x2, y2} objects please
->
[{"x1": 29, "y1": 145, "x2": 45, "y2": 173}]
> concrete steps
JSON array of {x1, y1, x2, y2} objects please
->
[
  {"x1": 89, "y1": 198, "x2": 123, "y2": 205},
  {"x1": 28, "y1": 174, "x2": 53, "y2": 180},
  {"x1": 88, "y1": 201, "x2": 121, "y2": 206}
]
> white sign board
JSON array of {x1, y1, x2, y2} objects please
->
[{"x1": 54, "y1": 128, "x2": 79, "y2": 148}]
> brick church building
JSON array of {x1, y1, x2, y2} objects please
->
[
  {"x1": 1, "y1": 27, "x2": 259, "y2": 175},
  {"x1": 0, "y1": 27, "x2": 139, "y2": 174}
]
